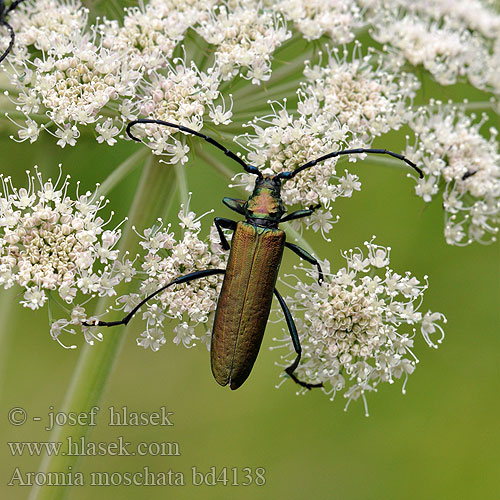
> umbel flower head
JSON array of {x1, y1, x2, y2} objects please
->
[
  {"x1": 273, "y1": 238, "x2": 446, "y2": 415},
  {"x1": 1, "y1": 0, "x2": 499, "y2": 246},
  {"x1": 408, "y1": 102, "x2": 500, "y2": 245},
  {"x1": 0, "y1": 166, "x2": 134, "y2": 346}
]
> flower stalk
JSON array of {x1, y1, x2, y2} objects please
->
[{"x1": 28, "y1": 153, "x2": 177, "y2": 500}]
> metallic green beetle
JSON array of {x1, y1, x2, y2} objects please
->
[{"x1": 87, "y1": 118, "x2": 422, "y2": 390}]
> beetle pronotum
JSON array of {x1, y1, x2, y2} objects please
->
[
  {"x1": 84, "y1": 119, "x2": 422, "y2": 390},
  {"x1": 0, "y1": 0, "x2": 25, "y2": 63}
]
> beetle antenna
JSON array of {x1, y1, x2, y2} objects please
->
[
  {"x1": 127, "y1": 118, "x2": 263, "y2": 177},
  {"x1": 0, "y1": 0, "x2": 26, "y2": 63},
  {"x1": 277, "y1": 147, "x2": 423, "y2": 180}
]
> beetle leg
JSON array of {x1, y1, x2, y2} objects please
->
[
  {"x1": 83, "y1": 269, "x2": 225, "y2": 328},
  {"x1": 6, "y1": 1, "x2": 27, "y2": 14},
  {"x1": 222, "y1": 197, "x2": 246, "y2": 216},
  {"x1": 214, "y1": 217, "x2": 237, "y2": 251},
  {"x1": 285, "y1": 242, "x2": 324, "y2": 284},
  {"x1": 279, "y1": 204, "x2": 320, "y2": 223},
  {"x1": 274, "y1": 288, "x2": 323, "y2": 390}
]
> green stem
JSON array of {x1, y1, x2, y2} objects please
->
[
  {"x1": 28, "y1": 155, "x2": 177, "y2": 500},
  {"x1": 0, "y1": 288, "x2": 17, "y2": 402},
  {"x1": 96, "y1": 147, "x2": 149, "y2": 197},
  {"x1": 195, "y1": 144, "x2": 238, "y2": 182},
  {"x1": 174, "y1": 152, "x2": 190, "y2": 207},
  {"x1": 461, "y1": 100, "x2": 495, "y2": 111}
]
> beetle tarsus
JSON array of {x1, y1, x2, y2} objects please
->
[
  {"x1": 285, "y1": 242, "x2": 324, "y2": 284},
  {"x1": 285, "y1": 367, "x2": 323, "y2": 390},
  {"x1": 274, "y1": 288, "x2": 322, "y2": 389}
]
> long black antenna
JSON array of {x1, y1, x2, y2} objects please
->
[
  {"x1": 126, "y1": 118, "x2": 262, "y2": 177},
  {"x1": 0, "y1": 0, "x2": 26, "y2": 63},
  {"x1": 276, "y1": 147, "x2": 423, "y2": 181}
]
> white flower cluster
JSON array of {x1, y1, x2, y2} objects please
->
[
  {"x1": 0, "y1": 166, "x2": 134, "y2": 346},
  {"x1": 361, "y1": 0, "x2": 500, "y2": 39},
  {"x1": 366, "y1": 1, "x2": 500, "y2": 94},
  {"x1": 408, "y1": 102, "x2": 500, "y2": 245},
  {"x1": 273, "y1": 238, "x2": 446, "y2": 415},
  {"x1": 234, "y1": 45, "x2": 419, "y2": 236},
  {"x1": 1, "y1": 0, "x2": 290, "y2": 149},
  {"x1": 4, "y1": 0, "x2": 89, "y2": 53},
  {"x1": 117, "y1": 204, "x2": 227, "y2": 352},
  {"x1": 4, "y1": 0, "x2": 141, "y2": 145},
  {"x1": 196, "y1": 3, "x2": 290, "y2": 84},
  {"x1": 100, "y1": 0, "x2": 216, "y2": 71},
  {"x1": 128, "y1": 59, "x2": 223, "y2": 161},
  {"x1": 270, "y1": 0, "x2": 362, "y2": 43},
  {"x1": 302, "y1": 44, "x2": 419, "y2": 140},
  {"x1": 234, "y1": 98, "x2": 352, "y2": 212}
]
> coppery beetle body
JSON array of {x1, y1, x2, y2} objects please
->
[
  {"x1": 212, "y1": 222, "x2": 285, "y2": 389},
  {"x1": 211, "y1": 176, "x2": 287, "y2": 389}
]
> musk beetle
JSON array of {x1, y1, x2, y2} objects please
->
[{"x1": 86, "y1": 118, "x2": 423, "y2": 390}]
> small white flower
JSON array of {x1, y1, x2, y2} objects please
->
[
  {"x1": 54, "y1": 124, "x2": 80, "y2": 148},
  {"x1": 173, "y1": 322, "x2": 198, "y2": 348},
  {"x1": 22, "y1": 287, "x2": 47, "y2": 310},
  {"x1": 96, "y1": 119, "x2": 121, "y2": 146}
]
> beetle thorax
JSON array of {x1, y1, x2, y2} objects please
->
[{"x1": 245, "y1": 175, "x2": 285, "y2": 222}]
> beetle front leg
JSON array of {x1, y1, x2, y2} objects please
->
[
  {"x1": 83, "y1": 269, "x2": 225, "y2": 328},
  {"x1": 222, "y1": 197, "x2": 246, "y2": 216},
  {"x1": 214, "y1": 217, "x2": 237, "y2": 251},
  {"x1": 274, "y1": 288, "x2": 323, "y2": 390},
  {"x1": 285, "y1": 242, "x2": 324, "y2": 283}
]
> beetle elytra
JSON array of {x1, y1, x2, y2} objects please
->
[{"x1": 85, "y1": 118, "x2": 422, "y2": 390}]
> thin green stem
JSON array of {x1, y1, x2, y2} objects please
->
[
  {"x1": 175, "y1": 147, "x2": 190, "y2": 207},
  {"x1": 195, "y1": 144, "x2": 238, "y2": 182},
  {"x1": 29, "y1": 155, "x2": 177, "y2": 500},
  {"x1": 231, "y1": 44, "x2": 312, "y2": 101},
  {"x1": 461, "y1": 100, "x2": 496, "y2": 111},
  {"x1": 0, "y1": 288, "x2": 17, "y2": 402},
  {"x1": 96, "y1": 147, "x2": 149, "y2": 197}
]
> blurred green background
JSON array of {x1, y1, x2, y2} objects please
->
[{"x1": 0, "y1": 4, "x2": 499, "y2": 498}]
